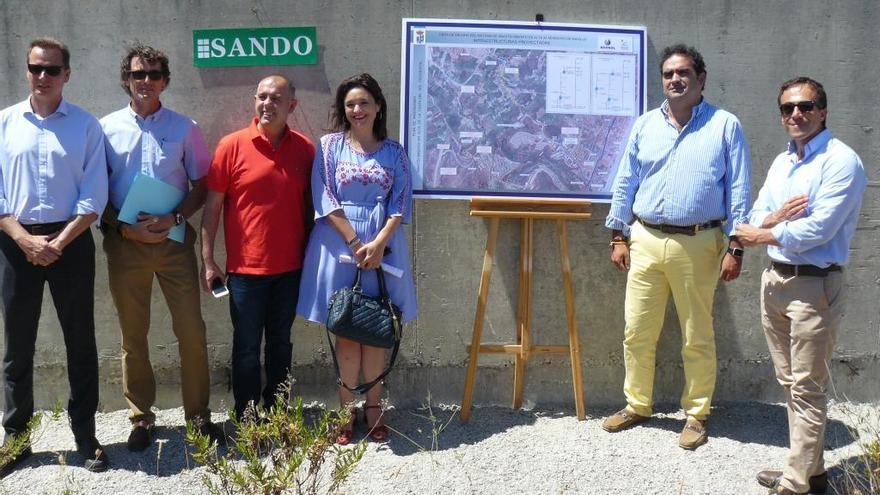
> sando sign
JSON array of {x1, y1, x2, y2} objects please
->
[
  {"x1": 401, "y1": 19, "x2": 646, "y2": 200},
  {"x1": 193, "y1": 26, "x2": 317, "y2": 67}
]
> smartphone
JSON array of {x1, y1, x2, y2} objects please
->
[{"x1": 211, "y1": 277, "x2": 229, "y2": 298}]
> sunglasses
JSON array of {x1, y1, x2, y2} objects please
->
[
  {"x1": 779, "y1": 101, "x2": 818, "y2": 116},
  {"x1": 27, "y1": 64, "x2": 64, "y2": 77},
  {"x1": 128, "y1": 70, "x2": 166, "y2": 81}
]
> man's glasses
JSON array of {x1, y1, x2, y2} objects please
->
[
  {"x1": 27, "y1": 64, "x2": 64, "y2": 77},
  {"x1": 779, "y1": 101, "x2": 818, "y2": 116},
  {"x1": 128, "y1": 70, "x2": 166, "y2": 81}
]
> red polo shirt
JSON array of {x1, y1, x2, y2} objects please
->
[{"x1": 207, "y1": 118, "x2": 315, "y2": 275}]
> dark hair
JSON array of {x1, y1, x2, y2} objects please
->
[
  {"x1": 659, "y1": 44, "x2": 706, "y2": 75},
  {"x1": 28, "y1": 38, "x2": 70, "y2": 69},
  {"x1": 778, "y1": 76, "x2": 827, "y2": 129},
  {"x1": 119, "y1": 43, "x2": 171, "y2": 95},
  {"x1": 330, "y1": 73, "x2": 388, "y2": 140}
]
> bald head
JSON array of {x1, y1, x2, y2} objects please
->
[
  {"x1": 253, "y1": 75, "x2": 298, "y2": 138},
  {"x1": 256, "y1": 75, "x2": 295, "y2": 99}
]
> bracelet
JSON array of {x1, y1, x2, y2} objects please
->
[
  {"x1": 609, "y1": 240, "x2": 628, "y2": 248},
  {"x1": 346, "y1": 236, "x2": 362, "y2": 248}
]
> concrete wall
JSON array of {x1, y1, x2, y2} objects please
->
[{"x1": 1, "y1": 0, "x2": 877, "y2": 413}]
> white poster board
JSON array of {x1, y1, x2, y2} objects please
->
[{"x1": 401, "y1": 19, "x2": 647, "y2": 200}]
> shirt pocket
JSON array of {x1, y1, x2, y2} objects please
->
[{"x1": 156, "y1": 141, "x2": 184, "y2": 170}]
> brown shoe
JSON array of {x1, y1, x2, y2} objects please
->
[
  {"x1": 601, "y1": 408, "x2": 649, "y2": 432},
  {"x1": 678, "y1": 417, "x2": 708, "y2": 450},
  {"x1": 756, "y1": 470, "x2": 827, "y2": 494}
]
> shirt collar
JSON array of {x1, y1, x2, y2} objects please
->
[
  {"x1": 660, "y1": 98, "x2": 707, "y2": 125},
  {"x1": 248, "y1": 117, "x2": 290, "y2": 145},
  {"x1": 126, "y1": 102, "x2": 165, "y2": 122},
  {"x1": 787, "y1": 128, "x2": 832, "y2": 161},
  {"x1": 22, "y1": 97, "x2": 69, "y2": 117}
]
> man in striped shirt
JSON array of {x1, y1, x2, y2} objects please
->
[{"x1": 601, "y1": 44, "x2": 751, "y2": 450}]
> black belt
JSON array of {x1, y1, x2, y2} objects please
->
[
  {"x1": 637, "y1": 218, "x2": 722, "y2": 236},
  {"x1": 770, "y1": 261, "x2": 842, "y2": 277},
  {"x1": 21, "y1": 221, "x2": 67, "y2": 235}
]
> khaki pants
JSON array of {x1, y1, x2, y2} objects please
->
[
  {"x1": 761, "y1": 267, "x2": 843, "y2": 494},
  {"x1": 103, "y1": 224, "x2": 210, "y2": 422},
  {"x1": 622, "y1": 221, "x2": 726, "y2": 419}
]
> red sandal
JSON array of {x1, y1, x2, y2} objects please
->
[
  {"x1": 363, "y1": 405, "x2": 389, "y2": 442},
  {"x1": 335, "y1": 407, "x2": 358, "y2": 445}
]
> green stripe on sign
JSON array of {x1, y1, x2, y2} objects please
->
[{"x1": 193, "y1": 27, "x2": 317, "y2": 67}]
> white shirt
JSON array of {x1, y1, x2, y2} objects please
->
[
  {"x1": 0, "y1": 98, "x2": 108, "y2": 224},
  {"x1": 101, "y1": 105, "x2": 210, "y2": 210}
]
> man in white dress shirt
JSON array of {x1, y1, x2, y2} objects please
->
[{"x1": 0, "y1": 37, "x2": 108, "y2": 474}]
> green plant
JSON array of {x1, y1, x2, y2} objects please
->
[
  {"x1": 831, "y1": 406, "x2": 880, "y2": 495},
  {"x1": 187, "y1": 388, "x2": 366, "y2": 495},
  {"x1": 0, "y1": 401, "x2": 63, "y2": 472}
]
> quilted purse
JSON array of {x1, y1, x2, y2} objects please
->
[{"x1": 326, "y1": 268, "x2": 402, "y2": 394}]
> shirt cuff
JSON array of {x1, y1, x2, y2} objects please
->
[{"x1": 770, "y1": 222, "x2": 789, "y2": 249}]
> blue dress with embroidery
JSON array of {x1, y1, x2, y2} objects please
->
[{"x1": 297, "y1": 132, "x2": 418, "y2": 323}]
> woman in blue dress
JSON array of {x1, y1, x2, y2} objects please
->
[{"x1": 297, "y1": 74, "x2": 417, "y2": 443}]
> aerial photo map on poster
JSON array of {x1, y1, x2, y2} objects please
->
[{"x1": 401, "y1": 19, "x2": 646, "y2": 200}]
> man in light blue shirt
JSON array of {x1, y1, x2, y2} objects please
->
[
  {"x1": 602, "y1": 44, "x2": 751, "y2": 450},
  {"x1": 0, "y1": 38, "x2": 108, "y2": 474},
  {"x1": 737, "y1": 77, "x2": 866, "y2": 495},
  {"x1": 100, "y1": 43, "x2": 223, "y2": 451}
]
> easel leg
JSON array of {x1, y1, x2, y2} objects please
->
[
  {"x1": 513, "y1": 218, "x2": 533, "y2": 410},
  {"x1": 558, "y1": 219, "x2": 586, "y2": 420},
  {"x1": 461, "y1": 217, "x2": 500, "y2": 423}
]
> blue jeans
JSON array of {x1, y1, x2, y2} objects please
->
[{"x1": 227, "y1": 270, "x2": 301, "y2": 418}]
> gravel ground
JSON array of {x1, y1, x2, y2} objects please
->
[{"x1": 0, "y1": 401, "x2": 876, "y2": 494}]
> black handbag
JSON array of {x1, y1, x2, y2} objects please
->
[{"x1": 326, "y1": 268, "x2": 402, "y2": 395}]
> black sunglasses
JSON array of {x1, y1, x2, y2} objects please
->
[
  {"x1": 128, "y1": 70, "x2": 166, "y2": 81},
  {"x1": 27, "y1": 64, "x2": 64, "y2": 77},
  {"x1": 779, "y1": 101, "x2": 818, "y2": 116}
]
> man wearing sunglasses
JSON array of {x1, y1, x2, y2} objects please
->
[
  {"x1": 0, "y1": 38, "x2": 108, "y2": 473},
  {"x1": 603, "y1": 44, "x2": 751, "y2": 450},
  {"x1": 99, "y1": 44, "x2": 224, "y2": 451},
  {"x1": 737, "y1": 78, "x2": 866, "y2": 495}
]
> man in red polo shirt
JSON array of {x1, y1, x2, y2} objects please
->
[{"x1": 200, "y1": 75, "x2": 314, "y2": 418}]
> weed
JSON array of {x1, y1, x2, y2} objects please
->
[{"x1": 187, "y1": 382, "x2": 366, "y2": 495}]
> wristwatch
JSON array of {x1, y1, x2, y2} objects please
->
[
  {"x1": 173, "y1": 212, "x2": 185, "y2": 226},
  {"x1": 726, "y1": 247, "x2": 744, "y2": 257}
]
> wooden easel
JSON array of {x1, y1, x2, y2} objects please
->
[{"x1": 460, "y1": 197, "x2": 590, "y2": 422}]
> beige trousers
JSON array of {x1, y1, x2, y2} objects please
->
[
  {"x1": 103, "y1": 223, "x2": 211, "y2": 422},
  {"x1": 761, "y1": 267, "x2": 844, "y2": 494}
]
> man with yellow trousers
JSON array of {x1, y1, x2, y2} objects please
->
[{"x1": 602, "y1": 44, "x2": 751, "y2": 449}]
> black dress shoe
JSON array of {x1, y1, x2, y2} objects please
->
[
  {"x1": 126, "y1": 419, "x2": 154, "y2": 452},
  {"x1": 756, "y1": 470, "x2": 827, "y2": 494},
  {"x1": 0, "y1": 444, "x2": 33, "y2": 478},
  {"x1": 75, "y1": 437, "x2": 109, "y2": 472},
  {"x1": 197, "y1": 419, "x2": 227, "y2": 447}
]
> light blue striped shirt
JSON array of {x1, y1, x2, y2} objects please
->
[
  {"x1": 0, "y1": 98, "x2": 107, "y2": 224},
  {"x1": 748, "y1": 129, "x2": 866, "y2": 267},
  {"x1": 101, "y1": 105, "x2": 210, "y2": 210},
  {"x1": 606, "y1": 99, "x2": 751, "y2": 237}
]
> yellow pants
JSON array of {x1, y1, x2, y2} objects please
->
[{"x1": 622, "y1": 221, "x2": 725, "y2": 419}]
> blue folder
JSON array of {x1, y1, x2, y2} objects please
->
[{"x1": 118, "y1": 173, "x2": 186, "y2": 243}]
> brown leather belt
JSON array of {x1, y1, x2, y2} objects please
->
[
  {"x1": 770, "y1": 261, "x2": 841, "y2": 277},
  {"x1": 637, "y1": 218, "x2": 722, "y2": 236},
  {"x1": 21, "y1": 221, "x2": 66, "y2": 235}
]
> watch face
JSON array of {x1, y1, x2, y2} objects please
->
[{"x1": 175, "y1": 213, "x2": 185, "y2": 225}]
